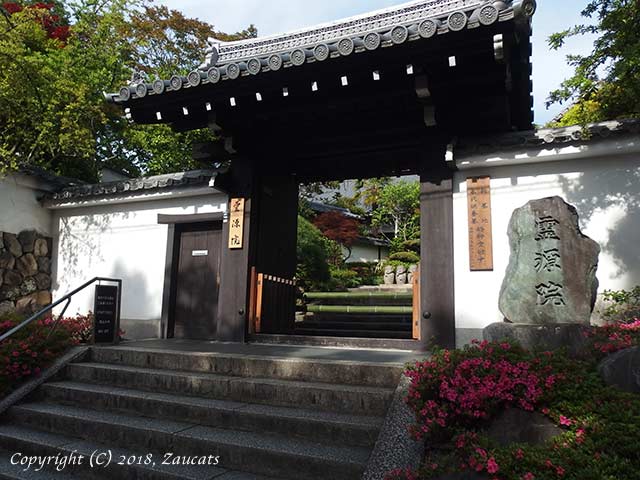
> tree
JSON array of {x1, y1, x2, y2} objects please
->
[
  {"x1": 296, "y1": 216, "x2": 331, "y2": 291},
  {"x1": 371, "y1": 180, "x2": 420, "y2": 242},
  {"x1": 547, "y1": 0, "x2": 640, "y2": 125},
  {"x1": 0, "y1": 1, "x2": 256, "y2": 181},
  {"x1": 312, "y1": 211, "x2": 361, "y2": 260}
]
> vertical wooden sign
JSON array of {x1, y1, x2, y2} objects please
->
[
  {"x1": 467, "y1": 177, "x2": 493, "y2": 271},
  {"x1": 228, "y1": 198, "x2": 245, "y2": 249}
]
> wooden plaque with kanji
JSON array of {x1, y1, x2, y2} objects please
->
[{"x1": 467, "y1": 177, "x2": 494, "y2": 271}]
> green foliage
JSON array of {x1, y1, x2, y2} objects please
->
[
  {"x1": 599, "y1": 286, "x2": 640, "y2": 324},
  {"x1": 327, "y1": 268, "x2": 362, "y2": 292},
  {"x1": 372, "y1": 180, "x2": 420, "y2": 242},
  {"x1": 389, "y1": 251, "x2": 420, "y2": 264},
  {"x1": 345, "y1": 262, "x2": 379, "y2": 286},
  {"x1": 296, "y1": 216, "x2": 331, "y2": 292},
  {"x1": 0, "y1": 0, "x2": 256, "y2": 181},
  {"x1": 547, "y1": 0, "x2": 640, "y2": 125}
]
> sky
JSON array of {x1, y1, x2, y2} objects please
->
[{"x1": 157, "y1": 0, "x2": 596, "y2": 125}]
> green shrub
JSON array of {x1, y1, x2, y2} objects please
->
[
  {"x1": 600, "y1": 286, "x2": 640, "y2": 324},
  {"x1": 389, "y1": 251, "x2": 420, "y2": 264},
  {"x1": 346, "y1": 262, "x2": 378, "y2": 286},
  {"x1": 401, "y1": 238, "x2": 421, "y2": 254},
  {"x1": 327, "y1": 268, "x2": 362, "y2": 291},
  {"x1": 296, "y1": 216, "x2": 331, "y2": 291}
]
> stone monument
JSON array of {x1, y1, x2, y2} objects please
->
[{"x1": 487, "y1": 197, "x2": 600, "y2": 352}]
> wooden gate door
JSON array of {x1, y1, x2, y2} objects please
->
[{"x1": 172, "y1": 222, "x2": 222, "y2": 339}]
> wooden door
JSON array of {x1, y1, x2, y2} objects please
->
[{"x1": 172, "y1": 223, "x2": 222, "y2": 339}]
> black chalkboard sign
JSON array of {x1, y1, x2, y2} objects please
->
[{"x1": 94, "y1": 285, "x2": 119, "y2": 343}]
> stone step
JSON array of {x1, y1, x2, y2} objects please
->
[
  {"x1": 297, "y1": 320, "x2": 412, "y2": 331},
  {"x1": 294, "y1": 328, "x2": 413, "y2": 339},
  {"x1": 90, "y1": 346, "x2": 402, "y2": 388},
  {"x1": 65, "y1": 363, "x2": 394, "y2": 415},
  {"x1": 0, "y1": 426, "x2": 279, "y2": 480},
  {"x1": 5, "y1": 403, "x2": 370, "y2": 480},
  {"x1": 38, "y1": 381, "x2": 381, "y2": 448}
]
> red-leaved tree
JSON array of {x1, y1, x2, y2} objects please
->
[{"x1": 313, "y1": 211, "x2": 361, "y2": 261}]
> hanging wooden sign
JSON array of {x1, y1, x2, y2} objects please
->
[
  {"x1": 228, "y1": 198, "x2": 245, "y2": 249},
  {"x1": 467, "y1": 177, "x2": 494, "y2": 271}
]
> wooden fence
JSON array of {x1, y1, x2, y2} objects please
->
[{"x1": 249, "y1": 267, "x2": 296, "y2": 334}]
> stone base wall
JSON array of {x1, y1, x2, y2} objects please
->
[{"x1": 0, "y1": 230, "x2": 52, "y2": 315}]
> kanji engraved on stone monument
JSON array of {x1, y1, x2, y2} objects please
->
[
  {"x1": 467, "y1": 177, "x2": 494, "y2": 271},
  {"x1": 228, "y1": 198, "x2": 245, "y2": 250}
]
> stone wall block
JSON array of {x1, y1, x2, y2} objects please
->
[
  {"x1": 37, "y1": 257, "x2": 51, "y2": 274},
  {"x1": 18, "y1": 230, "x2": 37, "y2": 254},
  {"x1": 15, "y1": 293, "x2": 38, "y2": 314},
  {"x1": 0, "y1": 301, "x2": 14, "y2": 316},
  {"x1": 20, "y1": 278, "x2": 37, "y2": 296},
  {"x1": 0, "y1": 286, "x2": 21, "y2": 301},
  {"x1": 3, "y1": 270, "x2": 23, "y2": 288},
  {"x1": 33, "y1": 238, "x2": 49, "y2": 257},
  {"x1": 34, "y1": 273, "x2": 51, "y2": 290},
  {"x1": 36, "y1": 290, "x2": 52, "y2": 306},
  {"x1": 16, "y1": 254, "x2": 38, "y2": 277},
  {"x1": 3, "y1": 233, "x2": 22, "y2": 258},
  {"x1": 0, "y1": 251, "x2": 15, "y2": 270}
]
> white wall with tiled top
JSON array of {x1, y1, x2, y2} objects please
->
[{"x1": 452, "y1": 149, "x2": 640, "y2": 345}]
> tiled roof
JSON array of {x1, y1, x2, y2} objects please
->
[
  {"x1": 46, "y1": 169, "x2": 222, "y2": 203},
  {"x1": 108, "y1": 0, "x2": 536, "y2": 104}
]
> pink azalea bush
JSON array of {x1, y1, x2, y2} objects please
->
[
  {"x1": 0, "y1": 311, "x2": 95, "y2": 397},
  {"x1": 387, "y1": 328, "x2": 640, "y2": 480}
]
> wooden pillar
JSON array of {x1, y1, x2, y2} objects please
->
[
  {"x1": 420, "y1": 172, "x2": 456, "y2": 349},
  {"x1": 215, "y1": 158, "x2": 255, "y2": 343}
]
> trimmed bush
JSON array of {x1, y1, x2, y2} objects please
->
[
  {"x1": 327, "y1": 268, "x2": 362, "y2": 291},
  {"x1": 389, "y1": 251, "x2": 420, "y2": 264}
]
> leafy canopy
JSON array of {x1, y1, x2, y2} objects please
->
[
  {"x1": 547, "y1": 0, "x2": 640, "y2": 126},
  {"x1": 0, "y1": 1, "x2": 256, "y2": 181}
]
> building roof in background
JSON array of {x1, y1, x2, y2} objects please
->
[
  {"x1": 307, "y1": 201, "x2": 362, "y2": 219},
  {"x1": 44, "y1": 169, "x2": 224, "y2": 205},
  {"x1": 17, "y1": 165, "x2": 84, "y2": 191}
]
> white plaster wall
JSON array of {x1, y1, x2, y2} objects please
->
[
  {"x1": 343, "y1": 244, "x2": 389, "y2": 263},
  {"x1": 453, "y1": 153, "x2": 640, "y2": 334},
  {"x1": 51, "y1": 193, "x2": 228, "y2": 339},
  {"x1": 0, "y1": 175, "x2": 53, "y2": 235}
]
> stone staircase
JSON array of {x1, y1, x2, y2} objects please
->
[{"x1": 0, "y1": 345, "x2": 403, "y2": 479}]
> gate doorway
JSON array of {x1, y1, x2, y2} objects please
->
[{"x1": 170, "y1": 222, "x2": 222, "y2": 340}]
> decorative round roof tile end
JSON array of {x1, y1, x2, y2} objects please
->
[
  {"x1": 390, "y1": 25, "x2": 409, "y2": 45},
  {"x1": 479, "y1": 5, "x2": 499, "y2": 25},
  {"x1": 152, "y1": 79, "x2": 165, "y2": 94},
  {"x1": 363, "y1": 32, "x2": 381, "y2": 50},
  {"x1": 207, "y1": 67, "x2": 221, "y2": 84},
  {"x1": 187, "y1": 70, "x2": 202, "y2": 87},
  {"x1": 247, "y1": 58, "x2": 261, "y2": 75},
  {"x1": 226, "y1": 63, "x2": 240, "y2": 79},
  {"x1": 268, "y1": 54, "x2": 283, "y2": 71},
  {"x1": 119, "y1": 87, "x2": 131, "y2": 102},
  {"x1": 447, "y1": 11, "x2": 468, "y2": 32},
  {"x1": 337, "y1": 38, "x2": 355, "y2": 56},
  {"x1": 169, "y1": 75, "x2": 183, "y2": 90},
  {"x1": 290, "y1": 49, "x2": 307, "y2": 66},
  {"x1": 418, "y1": 19, "x2": 439, "y2": 39},
  {"x1": 314, "y1": 44, "x2": 330, "y2": 62},
  {"x1": 135, "y1": 83, "x2": 147, "y2": 98}
]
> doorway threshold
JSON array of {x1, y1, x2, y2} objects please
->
[{"x1": 248, "y1": 334, "x2": 425, "y2": 352}]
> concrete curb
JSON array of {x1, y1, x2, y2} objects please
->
[
  {"x1": 0, "y1": 346, "x2": 89, "y2": 415},
  {"x1": 362, "y1": 373, "x2": 423, "y2": 480}
]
